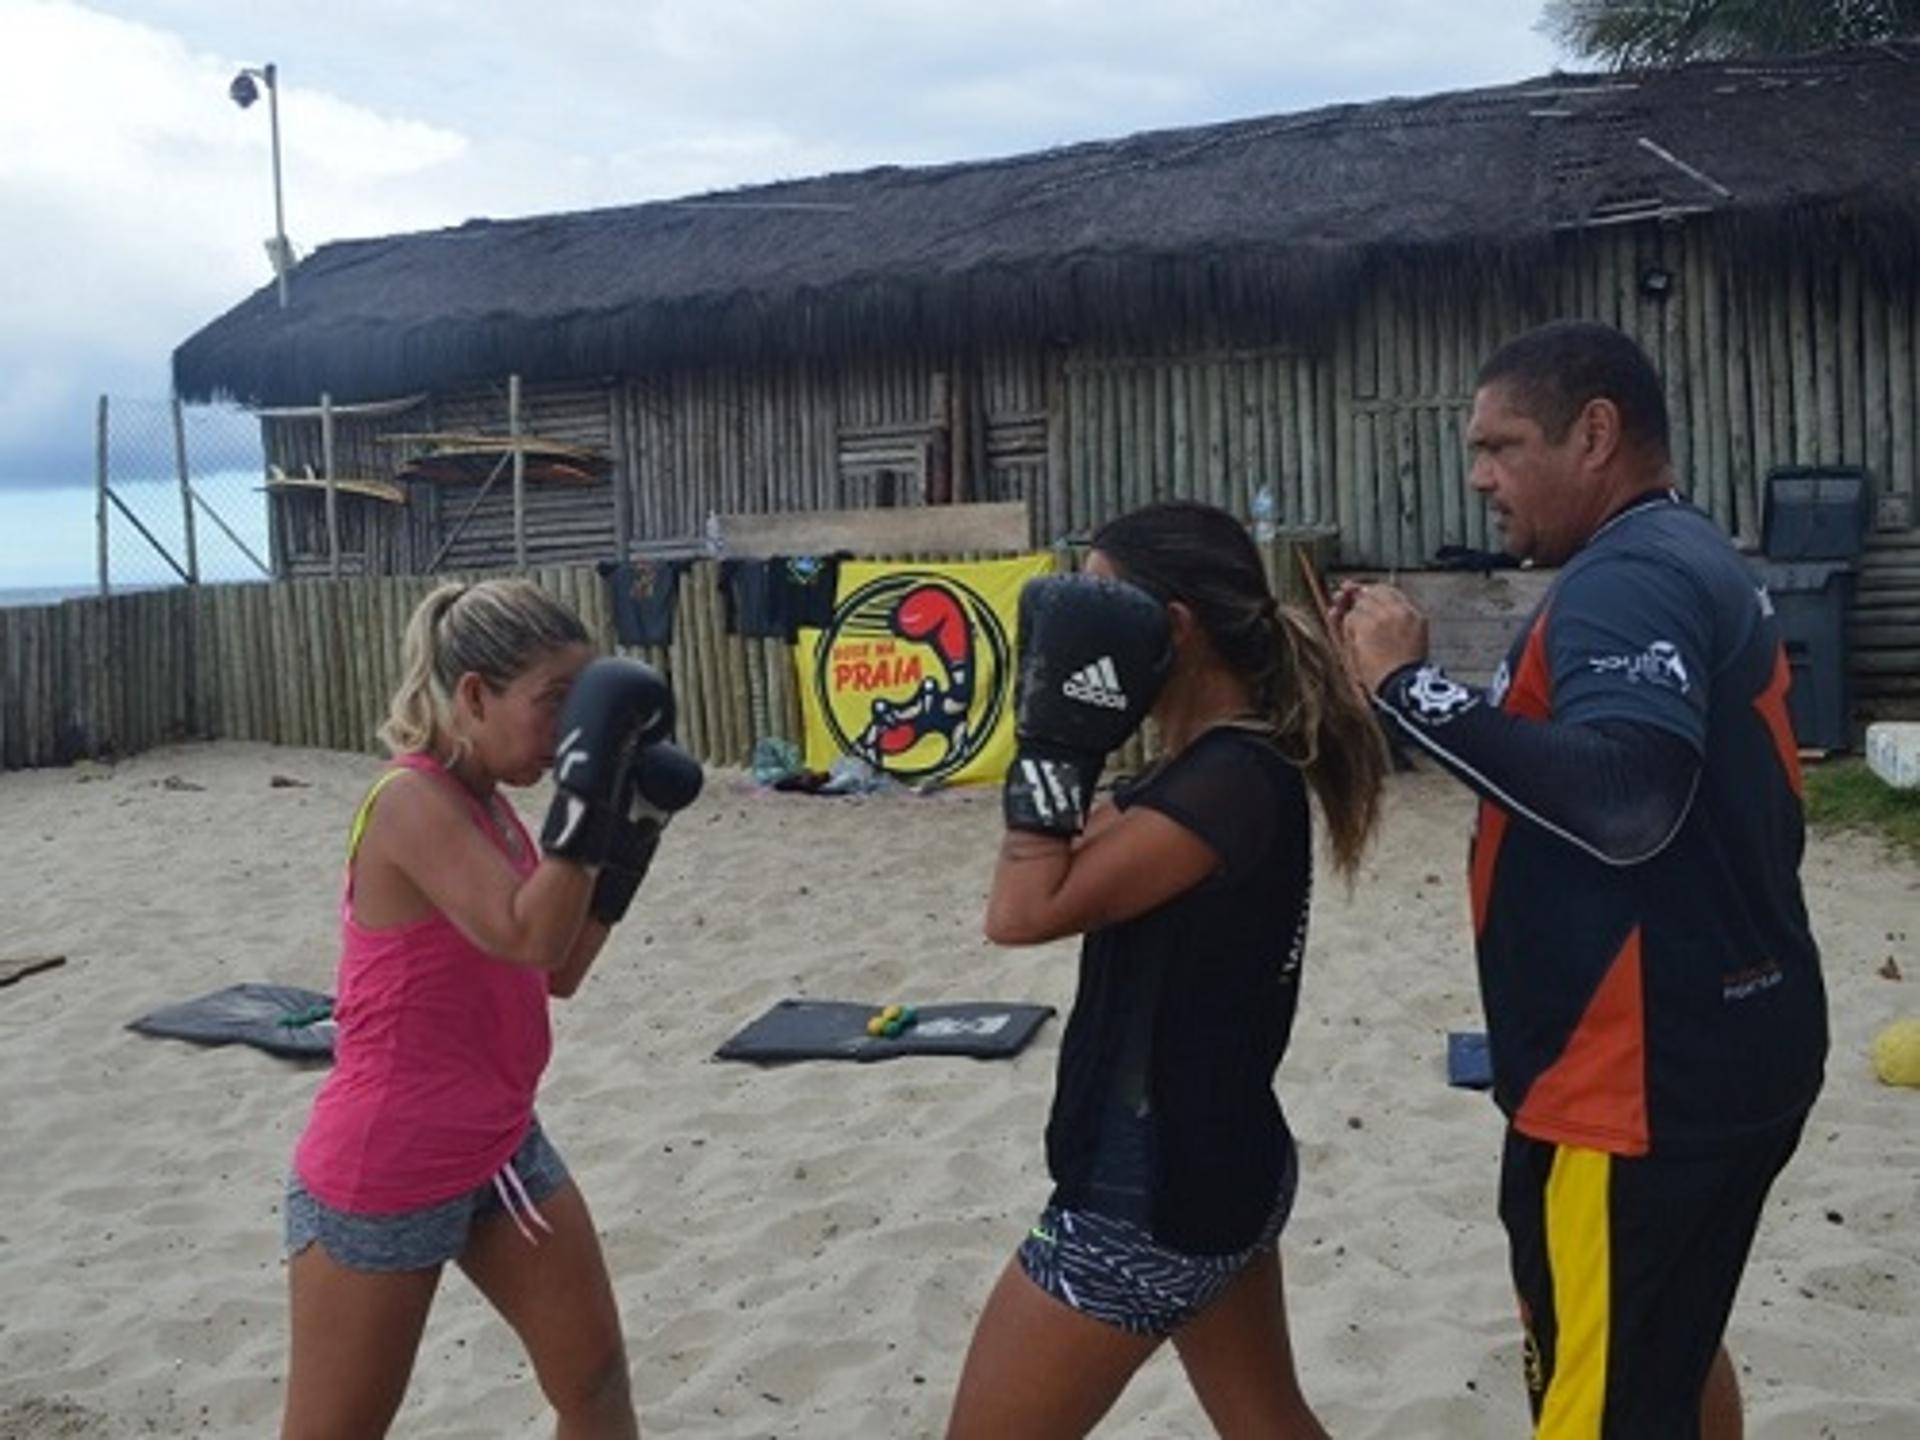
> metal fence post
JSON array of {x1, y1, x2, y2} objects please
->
[
  {"x1": 171, "y1": 395, "x2": 200, "y2": 584},
  {"x1": 96, "y1": 395, "x2": 109, "y2": 597}
]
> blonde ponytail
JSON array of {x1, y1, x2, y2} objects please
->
[
  {"x1": 378, "y1": 579, "x2": 589, "y2": 759},
  {"x1": 380, "y1": 584, "x2": 467, "y2": 758}
]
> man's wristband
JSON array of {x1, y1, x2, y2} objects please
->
[{"x1": 1373, "y1": 660, "x2": 1483, "y2": 729}]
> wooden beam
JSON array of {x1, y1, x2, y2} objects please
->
[
  {"x1": 714, "y1": 501, "x2": 1031, "y2": 558},
  {"x1": 253, "y1": 394, "x2": 428, "y2": 421}
]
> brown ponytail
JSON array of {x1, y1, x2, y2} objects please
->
[
  {"x1": 1091, "y1": 500, "x2": 1386, "y2": 880},
  {"x1": 1260, "y1": 603, "x2": 1387, "y2": 879}
]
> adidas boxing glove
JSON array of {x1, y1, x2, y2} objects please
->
[
  {"x1": 588, "y1": 741, "x2": 705, "y2": 926},
  {"x1": 540, "y1": 658, "x2": 674, "y2": 863},
  {"x1": 1003, "y1": 574, "x2": 1172, "y2": 836}
]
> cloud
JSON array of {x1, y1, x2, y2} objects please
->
[
  {"x1": 0, "y1": 0, "x2": 1562, "y2": 505},
  {"x1": 0, "y1": 2, "x2": 488, "y2": 488}
]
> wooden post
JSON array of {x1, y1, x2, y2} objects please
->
[
  {"x1": 968, "y1": 365, "x2": 990, "y2": 506},
  {"x1": 1395, "y1": 306, "x2": 1419, "y2": 568},
  {"x1": 1333, "y1": 318, "x2": 1358, "y2": 562},
  {"x1": 1394, "y1": 409, "x2": 1418, "y2": 570},
  {"x1": 681, "y1": 562, "x2": 713, "y2": 762},
  {"x1": 1768, "y1": 277, "x2": 1794, "y2": 467},
  {"x1": 510, "y1": 373, "x2": 527, "y2": 573},
  {"x1": 1684, "y1": 233, "x2": 1711, "y2": 507},
  {"x1": 699, "y1": 561, "x2": 731, "y2": 764},
  {"x1": 1891, "y1": 278, "x2": 1915, "y2": 514},
  {"x1": 321, "y1": 392, "x2": 341, "y2": 581},
  {"x1": 1087, "y1": 366, "x2": 1108, "y2": 525},
  {"x1": 1726, "y1": 279, "x2": 1756, "y2": 545},
  {"x1": 96, "y1": 395, "x2": 109, "y2": 598},
  {"x1": 1838, "y1": 258, "x2": 1862, "y2": 466},
  {"x1": 1815, "y1": 263, "x2": 1841, "y2": 463},
  {"x1": 928, "y1": 370, "x2": 954, "y2": 505},
  {"x1": 1789, "y1": 262, "x2": 1816, "y2": 462},
  {"x1": 171, "y1": 395, "x2": 200, "y2": 584},
  {"x1": 1664, "y1": 231, "x2": 1691, "y2": 485},
  {"x1": 1863, "y1": 269, "x2": 1889, "y2": 490},
  {"x1": 1417, "y1": 402, "x2": 1442, "y2": 562},
  {"x1": 1045, "y1": 356, "x2": 1069, "y2": 543},
  {"x1": 610, "y1": 385, "x2": 633, "y2": 557},
  {"x1": 1700, "y1": 245, "x2": 1730, "y2": 531}
]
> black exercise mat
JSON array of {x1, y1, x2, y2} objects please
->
[
  {"x1": 128, "y1": 982, "x2": 337, "y2": 1060},
  {"x1": 716, "y1": 999, "x2": 1055, "y2": 1064}
]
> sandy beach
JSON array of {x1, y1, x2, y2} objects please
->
[{"x1": 0, "y1": 740, "x2": 1914, "y2": 1438}]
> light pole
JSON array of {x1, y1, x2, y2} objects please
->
[{"x1": 230, "y1": 62, "x2": 290, "y2": 308}]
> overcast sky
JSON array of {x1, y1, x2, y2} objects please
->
[{"x1": 0, "y1": 0, "x2": 1566, "y2": 582}]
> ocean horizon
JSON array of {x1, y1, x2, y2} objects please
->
[{"x1": 1, "y1": 583, "x2": 125, "y2": 609}]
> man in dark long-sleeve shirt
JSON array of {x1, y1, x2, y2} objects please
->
[{"x1": 1337, "y1": 321, "x2": 1825, "y2": 1440}]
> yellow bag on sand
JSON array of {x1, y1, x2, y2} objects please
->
[{"x1": 1870, "y1": 1018, "x2": 1920, "y2": 1088}]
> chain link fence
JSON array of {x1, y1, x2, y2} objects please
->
[{"x1": 101, "y1": 396, "x2": 272, "y2": 592}]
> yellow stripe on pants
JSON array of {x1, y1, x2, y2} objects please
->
[{"x1": 1538, "y1": 1146, "x2": 1611, "y2": 1438}]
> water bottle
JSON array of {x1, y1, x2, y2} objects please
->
[{"x1": 1251, "y1": 484, "x2": 1277, "y2": 543}]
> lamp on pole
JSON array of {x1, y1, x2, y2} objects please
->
[{"x1": 230, "y1": 62, "x2": 290, "y2": 308}]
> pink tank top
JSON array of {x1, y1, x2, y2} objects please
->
[{"x1": 294, "y1": 752, "x2": 553, "y2": 1214}]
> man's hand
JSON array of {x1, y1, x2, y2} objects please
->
[{"x1": 1334, "y1": 581, "x2": 1431, "y2": 695}]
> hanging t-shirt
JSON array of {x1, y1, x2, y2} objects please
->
[
  {"x1": 780, "y1": 554, "x2": 843, "y2": 639},
  {"x1": 598, "y1": 559, "x2": 688, "y2": 647},
  {"x1": 718, "y1": 558, "x2": 785, "y2": 638},
  {"x1": 719, "y1": 554, "x2": 847, "y2": 640}
]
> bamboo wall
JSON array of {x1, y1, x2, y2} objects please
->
[
  {"x1": 249, "y1": 213, "x2": 1918, "y2": 708},
  {"x1": 259, "y1": 223, "x2": 1920, "y2": 569},
  {"x1": 0, "y1": 589, "x2": 198, "y2": 770},
  {"x1": 1, "y1": 569, "x2": 669, "y2": 771},
  {"x1": 1321, "y1": 225, "x2": 1919, "y2": 707},
  {"x1": 0, "y1": 535, "x2": 1334, "y2": 774},
  {"x1": 1328, "y1": 227, "x2": 1919, "y2": 571}
]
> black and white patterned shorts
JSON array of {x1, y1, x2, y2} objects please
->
[{"x1": 1017, "y1": 1147, "x2": 1297, "y2": 1338}]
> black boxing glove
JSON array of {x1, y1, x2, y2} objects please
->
[
  {"x1": 588, "y1": 741, "x2": 705, "y2": 926},
  {"x1": 539, "y1": 659, "x2": 674, "y2": 863},
  {"x1": 1002, "y1": 574, "x2": 1172, "y2": 836}
]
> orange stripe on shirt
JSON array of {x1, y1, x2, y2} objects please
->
[
  {"x1": 1470, "y1": 612, "x2": 1554, "y2": 938},
  {"x1": 1516, "y1": 928, "x2": 1650, "y2": 1156},
  {"x1": 1754, "y1": 645, "x2": 1804, "y2": 798}
]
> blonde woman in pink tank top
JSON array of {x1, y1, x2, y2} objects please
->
[{"x1": 282, "y1": 579, "x2": 697, "y2": 1440}]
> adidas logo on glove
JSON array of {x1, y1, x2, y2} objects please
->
[{"x1": 1061, "y1": 657, "x2": 1129, "y2": 710}]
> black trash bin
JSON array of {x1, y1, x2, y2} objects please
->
[
  {"x1": 1750, "y1": 466, "x2": 1874, "y2": 752},
  {"x1": 1760, "y1": 466, "x2": 1875, "y2": 561},
  {"x1": 1752, "y1": 560, "x2": 1858, "y2": 752}
]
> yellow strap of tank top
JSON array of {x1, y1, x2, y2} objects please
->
[{"x1": 346, "y1": 767, "x2": 409, "y2": 864}]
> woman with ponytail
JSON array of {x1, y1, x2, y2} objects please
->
[
  {"x1": 281, "y1": 578, "x2": 692, "y2": 1440},
  {"x1": 950, "y1": 501, "x2": 1386, "y2": 1439}
]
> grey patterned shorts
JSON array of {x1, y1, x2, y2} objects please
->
[
  {"x1": 284, "y1": 1118, "x2": 570, "y2": 1272},
  {"x1": 1018, "y1": 1144, "x2": 1297, "y2": 1338}
]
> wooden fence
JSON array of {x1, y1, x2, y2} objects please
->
[{"x1": 1, "y1": 536, "x2": 1335, "y2": 774}]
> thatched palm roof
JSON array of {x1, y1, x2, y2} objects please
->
[{"x1": 175, "y1": 39, "x2": 1920, "y2": 406}]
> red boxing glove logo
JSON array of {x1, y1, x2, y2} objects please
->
[{"x1": 854, "y1": 583, "x2": 977, "y2": 765}]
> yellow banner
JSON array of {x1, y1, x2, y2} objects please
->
[{"x1": 796, "y1": 553, "x2": 1054, "y2": 786}]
